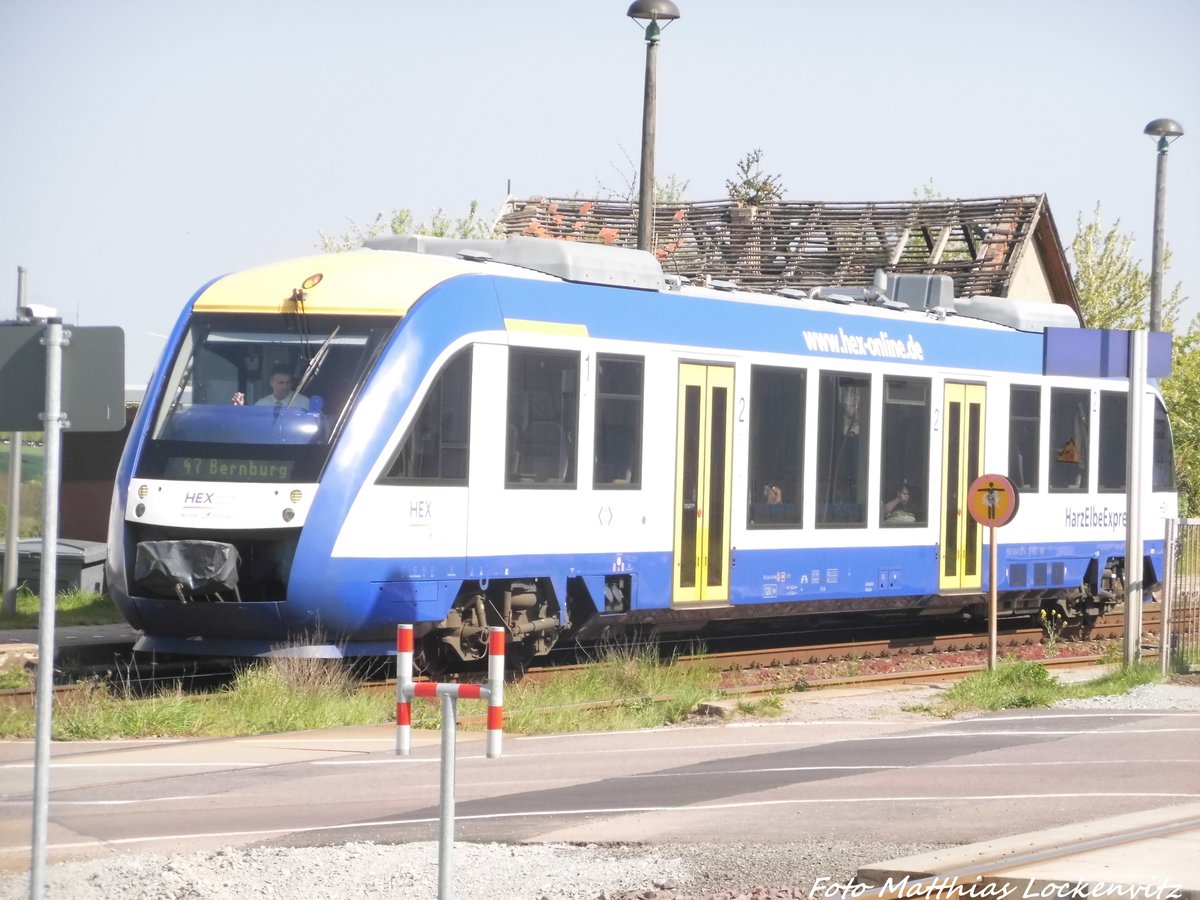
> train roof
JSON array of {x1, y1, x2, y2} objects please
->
[{"x1": 192, "y1": 235, "x2": 1080, "y2": 334}]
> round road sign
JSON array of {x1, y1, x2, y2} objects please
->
[{"x1": 967, "y1": 473, "x2": 1019, "y2": 527}]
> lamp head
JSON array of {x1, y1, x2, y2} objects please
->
[
  {"x1": 628, "y1": 0, "x2": 680, "y2": 39},
  {"x1": 1145, "y1": 118, "x2": 1184, "y2": 150},
  {"x1": 626, "y1": 0, "x2": 681, "y2": 23}
]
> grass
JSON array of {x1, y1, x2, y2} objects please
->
[
  {"x1": 440, "y1": 644, "x2": 721, "y2": 735},
  {"x1": 0, "y1": 476, "x2": 45, "y2": 538},
  {"x1": 0, "y1": 586, "x2": 124, "y2": 628},
  {"x1": 0, "y1": 657, "x2": 396, "y2": 740},
  {"x1": 0, "y1": 646, "x2": 1169, "y2": 740},
  {"x1": 0, "y1": 667, "x2": 32, "y2": 690},
  {"x1": 0, "y1": 643, "x2": 722, "y2": 740},
  {"x1": 0, "y1": 438, "x2": 46, "y2": 482},
  {"x1": 907, "y1": 659, "x2": 1162, "y2": 718}
]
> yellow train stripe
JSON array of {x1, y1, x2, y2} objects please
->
[
  {"x1": 193, "y1": 251, "x2": 471, "y2": 316},
  {"x1": 503, "y1": 318, "x2": 589, "y2": 336}
]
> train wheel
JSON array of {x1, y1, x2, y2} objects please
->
[
  {"x1": 505, "y1": 639, "x2": 538, "y2": 678},
  {"x1": 413, "y1": 633, "x2": 451, "y2": 678},
  {"x1": 1079, "y1": 611, "x2": 1098, "y2": 640}
]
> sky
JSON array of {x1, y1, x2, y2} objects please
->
[{"x1": 2, "y1": 0, "x2": 1198, "y2": 385}]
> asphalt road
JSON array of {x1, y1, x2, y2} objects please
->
[{"x1": 1, "y1": 686, "x2": 1198, "y2": 869}]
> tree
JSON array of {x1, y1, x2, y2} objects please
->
[
  {"x1": 596, "y1": 145, "x2": 689, "y2": 205},
  {"x1": 726, "y1": 148, "x2": 784, "y2": 207},
  {"x1": 1162, "y1": 329, "x2": 1200, "y2": 515},
  {"x1": 319, "y1": 200, "x2": 499, "y2": 253},
  {"x1": 1070, "y1": 205, "x2": 1182, "y2": 330},
  {"x1": 1069, "y1": 205, "x2": 1198, "y2": 514}
]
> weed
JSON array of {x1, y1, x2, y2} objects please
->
[
  {"x1": 735, "y1": 695, "x2": 784, "y2": 718},
  {"x1": 918, "y1": 660, "x2": 1162, "y2": 718},
  {"x1": 1039, "y1": 607, "x2": 1067, "y2": 656},
  {"x1": 0, "y1": 667, "x2": 32, "y2": 690}
]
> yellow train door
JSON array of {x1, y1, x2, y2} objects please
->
[
  {"x1": 673, "y1": 363, "x2": 735, "y2": 604},
  {"x1": 939, "y1": 383, "x2": 986, "y2": 592}
]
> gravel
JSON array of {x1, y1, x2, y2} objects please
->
[
  {"x1": 5, "y1": 680, "x2": 1194, "y2": 900},
  {"x1": 1052, "y1": 679, "x2": 1200, "y2": 710},
  {"x1": 0, "y1": 838, "x2": 948, "y2": 900}
]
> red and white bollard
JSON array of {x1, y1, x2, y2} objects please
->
[
  {"x1": 396, "y1": 624, "x2": 505, "y2": 758},
  {"x1": 395, "y1": 624, "x2": 506, "y2": 900},
  {"x1": 395, "y1": 625, "x2": 414, "y2": 755}
]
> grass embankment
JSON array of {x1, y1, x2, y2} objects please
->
[
  {"x1": 0, "y1": 587, "x2": 124, "y2": 628},
  {"x1": 0, "y1": 646, "x2": 721, "y2": 741},
  {"x1": 0, "y1": 641, "x2": 1170, "y2": 741},
  {"x1": 907, "y1": 659, "x2": 1162, "y2": 717}
]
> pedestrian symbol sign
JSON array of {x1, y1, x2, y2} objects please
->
[{"x1": 967, "y1": 473, "x2": 1019, "y2": 528}]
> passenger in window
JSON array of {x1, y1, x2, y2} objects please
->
[
  {"x1": 882, "y1": 481, "x2": 915, "y2": 523},
  {"x1": 763, "y1": 483, "x2": 783, "y2": 505}
]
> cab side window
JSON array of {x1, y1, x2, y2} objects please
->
[{"x1": 382, "y1": 347, "x2": 472, "y2": 484}]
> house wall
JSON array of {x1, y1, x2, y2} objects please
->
[{"x1": 1008, "y1": 247, "x2": 1055, "y2": 303}]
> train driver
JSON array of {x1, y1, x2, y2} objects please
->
[{"x1": 232, "y1": 366, "x2": 311, "y2": 409}]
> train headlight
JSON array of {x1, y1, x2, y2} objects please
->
[
  {"x1": 137, "y1": 484, "x2": 149, "y2": 499},
  {"x1": 135, "y1": 503, "x2": 145, "y2": 517},
  {"x1": 282, "y1": 508, "x2": 295, "y2": 523},
  {"x1": 289, "y1": 490, "x2": 303, "y2": 504}
]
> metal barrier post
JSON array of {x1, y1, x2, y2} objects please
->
[
  {"x1": 486, "y1": 626, "x2": 504, "y2": 758},
  {"x1": 438, "y1": 692, "x2": 456, "y2": 900},
  {"x1": 396, "y1": 625, "x2": 413, "y2": 756},
  {"x1": 395, "y1": 624, "x2": 506, "y2": 900}
]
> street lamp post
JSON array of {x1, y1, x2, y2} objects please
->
[
  {"x1": 627, "y1": 0, "x2": 680, "y2": 253},
  {"x1": 1143, "y1": 118, "x2": 1184, "y2": 332}
]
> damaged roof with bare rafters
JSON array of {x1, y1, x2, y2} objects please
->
[{"x1": 496, "y1": 194, "x2": 1080, "y2": 314}]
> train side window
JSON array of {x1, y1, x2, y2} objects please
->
[
  {"x1": 879, "y1": 377, "x2": 929, "y2": 526},
  {"x1": 1153, "y1": 397, "x2": 1176, "y2": 491},
  {"x1": 506, "y1": 348, "x2": 579, "y2": 488},
  {"x1": 593, "y1": 355, "x2": 643, "y2": 489},
  {"x1": 1008, "y1": 386, "x2": 1040, "y2": 492},
  {"x1": 1098, "y1": 391, "x2": 1127, "y2": 492},
  {"x1": 1048, "y1": 387, "x2": 1089, "y2": 492},
  {"x1": 748, "y1": 365, "x2": 805, "y2": 528},
  {"x1": 381, "y1": 347, "x2": 472, "y2": 484},
  {"x1": 817, "y1": 372, "x2": 870, "y2": 527}
]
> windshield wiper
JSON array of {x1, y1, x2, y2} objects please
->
[{"x1": 290, "y1": 326, "x2": 340, "y2": 407}]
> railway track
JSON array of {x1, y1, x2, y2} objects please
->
[{"x1": 0, "y1": 610, "x2": 1162, "y2": 710}]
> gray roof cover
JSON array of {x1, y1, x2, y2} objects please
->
[
  {"x1": 954, "y1": 295, "x2": 1080, "y2": 332},
  {"x1": 364, "y1": 234, "x2": 666, "y2": 292}
]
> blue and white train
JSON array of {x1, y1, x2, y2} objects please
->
[{"x1": 106, "y1": 235, "x2": 1177, "y2": 664}]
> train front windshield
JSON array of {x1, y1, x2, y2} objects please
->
[{"x1": 137, "y1": 312, "x2": 394, "y2": 482}]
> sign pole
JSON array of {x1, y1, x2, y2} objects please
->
[
  {"x1": 30, "y1": 317, "x2": 66, "y2": 900},
  {"x1": 967, "y1": 473, "x2": 1019, "y2": 674},
  {"x1": 1124, "y1": 329, "x2": 1147, "y2": 666},
  {"x1": 988, "y1": 524, "x2": 998, "y2": 671}
]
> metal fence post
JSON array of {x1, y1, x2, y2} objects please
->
[{"x1": 1161, "y1": 518, "x2": 1178, "y2": 678}]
